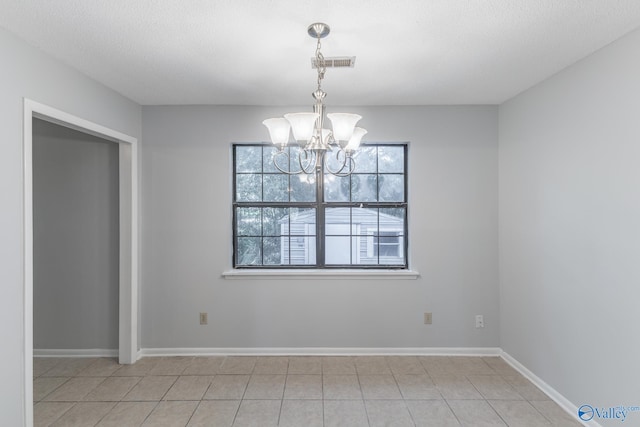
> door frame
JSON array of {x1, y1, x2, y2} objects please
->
[{"x1": 23, "y1": 99, "x2": 138, "y2": 425}]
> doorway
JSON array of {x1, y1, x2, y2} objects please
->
[
  {"x1": 23, "y1": 99, "x2": 138, "y2": 426},
  {"x1": 33, "y1": 118, "x2": 120, "y2": 353}
]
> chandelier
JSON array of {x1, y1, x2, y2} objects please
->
[{"x1": 262, "y1": 23, "x2": 367, "y2": 177}]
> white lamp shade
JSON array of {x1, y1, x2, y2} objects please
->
[
  {"x1": 284, "y1": 113, "x2": 319, "y2": 142},
  {"x1": 345, "y1": 127, "x2": 367, "y2": 151},
  {"x1": 327, "y1": 113, "x2": 361, "y2": 142},
  {"x1": 262, "y1": 118, "x2": 291, "y2": 146}
]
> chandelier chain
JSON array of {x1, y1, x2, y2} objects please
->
[{"x1": 315, "y1": 37, "x2": 326, "y2": 90}]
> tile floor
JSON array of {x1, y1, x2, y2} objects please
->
[{"x1": 33, "y1": 355, "x2": 582, "y2": 426}]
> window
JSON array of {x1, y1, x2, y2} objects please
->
[{"x1": 233, "y1": 143, "x2": 407, "y2": 268}]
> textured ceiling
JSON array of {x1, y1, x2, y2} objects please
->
[{"x1": 1, "y1": 0, "x2": 640, "y2": 106}]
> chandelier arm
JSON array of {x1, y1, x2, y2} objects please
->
[
  {"x1": 298, "y1": 149, "x2": 317, "y2": 174},
  {"x1": 273, "y1": 150, "x2": 305, "y2": 175},
  {"x1": 323, "y1": 148, "x2": 356, "y2": 177}
]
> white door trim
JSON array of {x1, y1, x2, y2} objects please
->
[{"x1": 23, "y1": 99, "x2": 138, "y2": 427}]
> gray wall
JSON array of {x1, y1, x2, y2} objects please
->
[
  {"x1": 499, "y1": 27, "x2": 640, "y2": 409},
  {"x1": 33, "y1": 119, "x2": 119, "y2": 350},
  {"x1": 141, "y1": 105, "x2": 499, "y2": 349},
  {"x1": 0, "y1": 27, "x2": 140, "y2": 425}
]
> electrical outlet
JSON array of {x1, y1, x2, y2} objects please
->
[
  {"x1": 475, "y1": 314, "x2": 484, "y2": 328},
  {"x1": 424, "y1": 312, "x2": 432, "y2": 325},
  {"x1": 199, "y1": 312, "x2": 208, "y2": 325}
]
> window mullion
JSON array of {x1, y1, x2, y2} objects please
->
[{"x1": 316, "y1": 162, "x2": 325, "y2": 267}]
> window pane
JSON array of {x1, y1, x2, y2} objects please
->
[
  {"x1": 379, "y1": 174, "x2": 405, "y2": 202},
  {"x1": 236, "y1": 146, "x2": 263, "y2": 173},
  {"x1": 236, "y1": 207, "x2": 261, "y2": 236},
  {"x1": 325, "y1": 208, "x2": 351, "y2": 235},
  {"x1": 263, "y1": 174, "x2": 289, "y2": 202},
  {"x1": 353, "y1": 146, "x2": 377, "y2": 173},
  {"x1": 351, "y1": 174, "x2": 377, "y2": 202},
  {"x1": 236, "y1": 237, "x2": 262, "y2": 265},
  {"x1": 290, "y1": 174, "x2": 316, "y2": 202},
  {"x1": 262, "y1": 237, "x2": 282, "y2": 265},
  {"x1": 324, "y1": 175, "x2": 350, "y2": 202},
  {"x1": 325, "y1": 236, "x2": 354, "y2": 264},
  {"x1": 281, "y1": 236, "x2": 316, "y2": 265},
  {"x1": 236, "y1": 174, "x2": 261, "y2": 201},
  {"x1": 378, "y1": 146, "x2": 404, "y2": 173},
  {"x1": 263, "y1": 146, "x2": 279, "y2": 173},
  {"x1": 262, "y1": 207, "x2": 288, "y2": 236},
  {"x1": 380, "y1": 207, "x2": 406, "y2": 223},
  {"x1": 286, "y1": 208, "x2": 316, "y2": 235}
]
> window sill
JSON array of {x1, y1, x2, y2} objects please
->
[{"x1": 222, "y1": 269, "x2": 420, "y2": 280}]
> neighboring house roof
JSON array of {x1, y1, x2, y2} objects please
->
[{"x1": 281, "y1": 207, "x2": 403, "y2": 226}]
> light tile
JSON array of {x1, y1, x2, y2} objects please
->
[
  {"x1": 483, "y1": 357, "x2": 520, "y2": 376},
  {"x1": 489, "y1": 400, "x2": 552, "y2": 426},
  {"x1": 359, "y1": 374, "x2": 403, "y2": 399},
  {"x1": 34, "y1": 377, "x2": 69, "y2": 402},
  {"x1": 451, "y1": 357, "x2": 495, "y2": 375},
  {"x1": 279, "y1": 400, "x2": 323, "y2": 427},
  {"x1": 288, "y1": 356, "x2": 322, "y2": 374},
  {"x1": 322, "y1": 356, "x2": 356, "y2": 374},
  {"x1": 448, "y1": 399, "x2": 507, "y2": 426},
  {"x1": 203, "y1": 375, "x2": 249, "y2": 399},
  {"x1": 182, "y1": 356, "x2": 225, "y2": 375},
  {"x1": 284, "y1": 375, "x2": 322, "y2": 399},
  {"x1": 355, "y1": 356, "x2": 392, "y2": 374},
  {"x1": 30, "y1": 354, "x2": 576, "y2": 427},
  {"x1": 529, "y1": 400, "x2": 584, "y2": 426},
  {"x1": 243, "y1": 374, "x2": 286, "y2": 399},
  {"x1": 113, "y1": 357, "x2": 158, "y2": 377},
  {"x1": 148, "y1": 356, "x2": 195, "y2": 375},
  {"x1": 96, "y1": 401, "x2": 157, "y2": 427},
  {"x1": 77, "y1": 358, "x2": 121, "y2": 377},
  {"x1": 50, "y1": 402, "x2": 115, "y2": 427},
  {"x1": 365, "y1": 399, "x2": 414, "y2": 427},
  {"x1": 323, "y1": 374, "x2": 362, "y2": 399},
  {"x1": 42, "y1": 358, "x2": 97, "y2": 377},
  {"x1": 142, "y1": 401, "x2": 199, "y2": 426},
  {"x1": 467, "y1": 375, "x2": 524, "y2": 400},
  {"x1": 34, "y1": 402, "x2": 74, "y2": 427},
  {"x1": 406, "y1": 400, "x2": 461, "y2": 427},
  {"x1": 324, "y1": 400, "x2": 369, "y2": 427},
  {"x1": 34, "y1": 358, "x2": 66, "y2": 378},
  {"x1": 123, "y1": 375, "x2": 177, "y2": 401},
  {"x1": 395, "y1": 374, "x2": 442, "y2": 399},
  {"x1": 218, "y1": 356, "x2": 256, "y2": 374},
  {"x1": 432, "y1": 375, "x2": 483, "y2": 399},
  {"x1": 253, "y1": 357, "x2": 289, "y2": 374},
  {"x1": 186, "y1": 400, "x2": 240, "y2": 427},
  {"x1": 43, "y1": 377, "x2": 105, "y2": 401},
  {"x1": 233, "y1": 399, "x2": 281, "y2": 427},
  {"x1": 387, "y1": 356, "x2": 426, "y2": 374},
  {"x1": 164, "y1": 375, "x2": 213, "y2": 400},
  {"x1": 83, "y1": 376, "x2": 141, "y2": 401},
  {"x1": 503, "y1": 375, "x2": 550, "y2": 401},
  {"x1": 419, "y1": 356, "x2": 458, "y2": 375}
]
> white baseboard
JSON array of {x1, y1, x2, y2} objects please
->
[
  {"x1": 34, "y1": 348, "x2": 118, "y2": 358},
  {"x1": 500, "y1": 350, "x2": 595, "y2": 427},
  {"x1": 140, "y1": 347, "x2": 502, "y2": 357}
]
